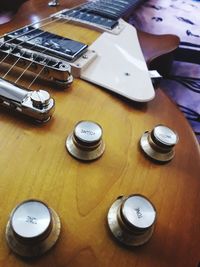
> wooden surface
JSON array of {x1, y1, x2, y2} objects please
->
[
  {"x1": 0, "y1": 0, "x2": 27, "y2": 25},
  {"x1": 0, "y1": 1, "x2": 200, "y2": 267}
]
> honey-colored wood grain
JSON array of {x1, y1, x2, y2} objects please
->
[{"x1": 0, "y1": 1, "x2": 199, "y2": 267}]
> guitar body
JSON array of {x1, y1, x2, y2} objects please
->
[
  {"x1": 0, "y1": 0, "x2": 27, "y2": 25},
  {"x1": 0, "y1": 1, "x2": 199, "y2": 267}
]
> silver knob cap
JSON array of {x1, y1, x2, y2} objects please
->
[
  {"x1": 6, "y1": 199, "x2": 61, "y2": 257},
  {"x1": 66, "y1": 120, "x2": 105, "y2": 161},
  {"x1": 48, "y1": 0, "x2": 60, "y2": 6},
  {"x1": 140, "y1": 125, "x2": 179, "y2": 162},
  {"x1": 107, "y1": 194, "x2": 156, "y2": 246},
  {"x1": 30, "y1": 90, "x2": 51, "y2": 109}
]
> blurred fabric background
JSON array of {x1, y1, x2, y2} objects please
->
[{"x1": 130, "y1": 0, "x2": 200, "y2": 143}]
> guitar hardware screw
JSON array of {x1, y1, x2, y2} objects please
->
[
  {"x1": 48, "y1": 0, "x2": 60, "y2": 7},
  {"x1": 66, "y1": 120, "x2": 105, "y2": 161},
  {"x1": 140, "y1": 124, "x2": 179, "y2": 162},
  {"x1": 107, "y1": 194, "x2": 156, "y2": 246},
  {"x1": 30, "y1": 90, "x2": 51, "y2": 109},
  {"x1": 125, "y1": 72, "x2": 131, "y2": 76},
  {"x1": 82, "y1": 55, "x2": 88, "y2": 59},
  {"x1": 6, "y1": 199, "x2": 61, "y2": 257}
]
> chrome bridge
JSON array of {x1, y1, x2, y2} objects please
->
[
  {"x1": 0, "y1": 78, "x2": 55, "y2": 122},
  {"x1": 0, "y1": 26, "x2": 97, "y2": 121},
  {"x1": 3, "y1": 26, "x2": 97, "y2": 79},
  {"x1": 0, "y1": 40, "x2": 73, "y2": 86}
]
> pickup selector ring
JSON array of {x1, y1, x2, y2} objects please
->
[{"x1": 66, "y1": 120, "x2": 105, "y2": 161}]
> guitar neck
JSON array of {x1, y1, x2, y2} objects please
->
[
  {"x1": 82, "y1": 0, "x2": 146, "y2": 20},
  {"x1": 55, "y1": 0, "x2": 146, "y2": 30}
]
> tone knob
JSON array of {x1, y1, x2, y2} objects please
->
[
  {"x1": 30, "y1": 90, "x2": 51, "y2": 109},
  {"x1": 6, "y1": 199, "x2": 61, "y2": 257},
  {"x1": 66, "y1": 120, "x2": 105, "y2": 161},
  {"x1": 140, "y1": 124, "x2": 179, "y2": 162},
  {"x1": 107, "y1": 194, "x2": 156, "y2": 246}
]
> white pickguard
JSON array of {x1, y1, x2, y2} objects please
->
[{"x1": 80, "y1": 20, "x2": 155, "y2": 102}]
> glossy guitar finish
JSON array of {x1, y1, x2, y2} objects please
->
[
  {"x1": 0, "y1": 0, "x2": 27, "y2": 25},
  {"x1": 0, "y1": 7, "x2": 156, "y2": 102},
  {"x1": 0, "y1": 1, "x2": 200, "y2": 267}
]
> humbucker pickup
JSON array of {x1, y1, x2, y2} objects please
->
[{"x1": 4, "y1": 26, "x2": 88, "y2": 62}]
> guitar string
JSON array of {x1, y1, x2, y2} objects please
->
[
  {"x1": 14, "y1": 2, "x2": 108, "y2": 88},
  {"x1": 0, "y1": 16, "x2": 62, "y2": 80},
  {"x1": 2, "y1": 10, "x2": 77, "y2": 82},
  {"x1": 0, "y1": 0, "x2": 120, "y2": 69},
  {"x1": 0, "y1": 10, "x2": 79, "y2": 69},
  {"x1": 1, "y1": 0, "x2": 121, "y2": 88},
  {"x1": 0, "y1": 0, "x2": 118, "y2": 78},
  {"x1": 0, "y1": 0, "x2": 89, "y2": 48},
  {"x1": 0, "y1": 16, "x2": 58, "y2": 62},
  {"x1": 0, "y1": 0, "x2": 122, "y2": 66},
  {"x1": 0, "y1": 3, "x2": 88, "y2": 80},
  {"x1": 20, "y1": 1, "x2": 116, "y2": 88},
  {"x1": 22, "y1": 1, "x2": 105, "y2": 88},
  {"x1": 15, "y1": 7, "x2": 89, "y2": 88}
]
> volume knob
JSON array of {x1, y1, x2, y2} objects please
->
[
  {"x1": 140, "y1": 124, "x2": 179, "y2": 162},
  {"x1": 107, "y1": 194, "x2": 156, "y2": 246},
  {"x1": 6, "y1": 199, "x2": 61, "y2": 257},
  {"x1": 66, "y1": 120, "x2": 105, "y2": 161}
]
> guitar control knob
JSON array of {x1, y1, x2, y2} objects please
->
[
  {"x1": 66, "y1": 120, "x2": 105, "y2": 161},
  {"x1": 140, "y1": 124, "x2": 179, "y2": 162},
  {"x1": 30, "y1": 90, "x2": 51, "y2": 109},
  {"x1": 6, "y1": 199, "x2": 61, "y2": 257},
  {"x1": 107, "y1": 194, "x2": 156, "y2": 246}
]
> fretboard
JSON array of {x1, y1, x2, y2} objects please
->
[
  {"x1": 83, "y1": 0, "x2": 145, "y2": 20},
  {"x1": 56, "y1": 0, "x2": 146, "y2": 30}
]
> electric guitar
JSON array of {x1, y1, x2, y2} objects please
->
[{"x1": 0, "y1": 1, "x2": 199, "y2": 267}]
